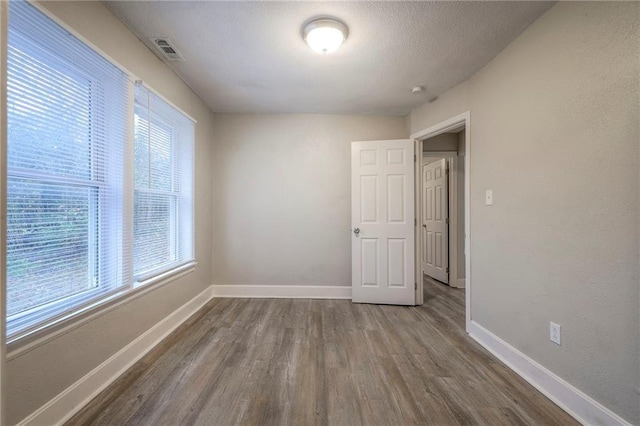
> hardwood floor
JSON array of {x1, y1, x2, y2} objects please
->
[{"x1": 67, "y1": 278, "x2": 577, "y2": 426}]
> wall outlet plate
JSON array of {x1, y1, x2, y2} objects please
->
[
  {"x1": 550, "y1": 322, "x2": 561, "y2": 345},
  {"x1": 485, "y1": 189, "x2": 493, "y2": 205}
]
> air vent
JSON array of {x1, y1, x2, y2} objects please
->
[{"x1": 150, "y1": 38, "x2": 185, "y2": 61}]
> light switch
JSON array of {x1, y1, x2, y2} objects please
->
[{"x1": 485, "y1": 190, "x2": 493, "y2": 206}]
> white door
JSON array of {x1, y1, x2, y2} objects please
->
[
  {"x1": 351, "y1": 139, "x2": 415, "y2": 305},
  {"x1": 422, "y1": 159, "x2": 449, "y2": 283}
]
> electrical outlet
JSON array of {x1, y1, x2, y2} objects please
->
[
  {"x1": 550, "y1": 322, "x2": 561, "y2": 345},
  {"x1": 485, "y1": 190, "x2": 493, "y2": 205}
]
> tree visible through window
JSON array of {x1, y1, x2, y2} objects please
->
[
  {"x1": 7, "y1": 44, "x2": 96, "y2": 316},
  {"x1": 6, "y1": 0, "x2": 128, "y2": 337},
  {"x1": 6, "y1": 1, "x2": 194, "y2": 340}
]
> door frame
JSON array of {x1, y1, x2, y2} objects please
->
[
  {"x1": 421, "y1": 152, "x2": 464, "y2": 289},
  {"x1": 412, "y1": 111, "x2": 471, "y2": 332}
]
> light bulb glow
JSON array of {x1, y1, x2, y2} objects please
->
[{"x1": 303, "y1": 19, "x2": 348, "y2": 55}]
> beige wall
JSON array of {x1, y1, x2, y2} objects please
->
[
  {"x1": 422, "y1": 132, "x2": 458, "y2": 152},
  {"x1": 5, "y1": 2, "x2": 214, "y2": 424},
  {"x1": 212, "y1": 114, "x2": 407, "y2": 287},
  {"x1": 411, "y1": 2, "x2": 639, "y2": 423}
]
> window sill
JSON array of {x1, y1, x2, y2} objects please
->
[{"x1": 6, "y1": 261, "x2": 197, "y2": 361}]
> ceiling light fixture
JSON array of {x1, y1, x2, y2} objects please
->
[{"x1": 303, "y1": 18, "x2": 348, "y2": 55}]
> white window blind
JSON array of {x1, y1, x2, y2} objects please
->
[
  {"x1": 6, "y1": 1, "x2": 131, "y2": 337},
  {"x1": 133, "y1": 85, "x2": 194, "y2": 281}
]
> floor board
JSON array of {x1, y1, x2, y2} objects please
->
[{"x1": 66, "y1": 277, "x2": 577, "y2": 425}]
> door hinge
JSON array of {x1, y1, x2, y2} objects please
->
[
  {"x1": 415, "y1": 282, "x2": 417, "y2": 290},
  {"x1": 414, "y1": 154, "x2": 417, "y2": 162},
  {"x1": 446, "y1": 267, "x2": 450, "y2": 273},
  {"x1": 446, "y1": 218, "x2": 449, "y2": 224},
  {"x1": 445, "y1": 167, "x2": 449, "y2": 175},
  {"x1": 415, "y1": 218, "x2": 417, "y2": 226}
]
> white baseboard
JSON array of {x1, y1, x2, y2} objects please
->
[
  {"x1": 211, "y1": 284, "x2": 351, "y2": 299},
  {"x1": 17, "y1": 286, "x2": 215, "y2": 426},
  {"x1": 468, "y1": 321, "x2": 630, "y2": 426}
]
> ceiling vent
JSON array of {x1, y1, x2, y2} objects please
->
[{"x1": 150, "y1": 38, "x2": 185, "y2": 61}]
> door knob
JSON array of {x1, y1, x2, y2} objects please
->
[
  {"x1": 422, "y1": 224, "x2": 426, "y2": 228},
  {"x1": 353, "y1": 227, "x2": 360, "y2": 235}
]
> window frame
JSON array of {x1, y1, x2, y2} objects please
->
[
  {"x1": 5, "y1": 1, "x2": 197, "y2": 353},
  {"x1": 132, "y1": 85, "x2": 194, "y2": 284},
  {"x1": 5, "y1": 24, "x2": 123, "y2": 338}
]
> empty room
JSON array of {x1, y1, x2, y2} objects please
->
[{"x1": 0, "y1": 1, "x2": 638, "y2": 425}]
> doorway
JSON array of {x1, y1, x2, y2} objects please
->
[
  {"x1": 348, "y1": 112, "x2": 470, "y2": 330},
  {"x1": 420, "y1": 131, "x2": 465, "y2": 289},
  {"x1": 411, "y1": 112, "x2": 471, "y2": 330}
]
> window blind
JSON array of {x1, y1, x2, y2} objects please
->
[
  {"x1": 133, "y1": 85, "x2": 194, "y2": 281},
  {"x1": 6, "y1": 1, "x2": 131, "y2": 337}
]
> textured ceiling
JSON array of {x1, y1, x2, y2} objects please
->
[{"x1": 104, "y1": 1, "x2": 554, "y2": 115}]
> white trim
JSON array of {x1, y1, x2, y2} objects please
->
[
  {"x1": 135, "y1": 261, "x2": 197, "y2": 286},
  {"x1": 414, "y1": 139, "x2": 422, "y2": 305},
  {"x1": 411, "y1": 111, "x2": 471, "y2": 327},
  {"x1": 410, "y1": 114, "x2": 467, "y2": 141},
  {"x1": 15, "y1": 285, "x2": 214, "y2": 426},
  {"x1": 468, "y1": 321, "x2": 631, "y2": 426},
  {"x1": 464, "y1": 113, "x2": 470, "y2": 331},
  {"x1": 211, "y1": 285, "x2": 351, "y2": 299},
  {"x1": 446, "y1": 155, "x2": 461, "y2": 288}
]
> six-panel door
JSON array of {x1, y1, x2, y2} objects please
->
[
  {"x1": 351, "y1": 139, "x2": 415, "y2": 305},
  {"x1": 422, "y1": 159, "x2": 449, "y2": 283}
]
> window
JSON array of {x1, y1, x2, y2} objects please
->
[
  {"x1": 6, "y1": 1, "x2": 194, "y2": 341},
  {"x1": 133, "y1": 85, "x2": 194, "y2": 281}
]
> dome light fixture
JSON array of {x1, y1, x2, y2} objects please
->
[{"x1": 303, "y1": 18, "x2": 348, "y2": 55}]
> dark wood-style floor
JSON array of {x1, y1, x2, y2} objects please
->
[{"x1": 67, "y1": 277, "x2": 577, "y2": 426}]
